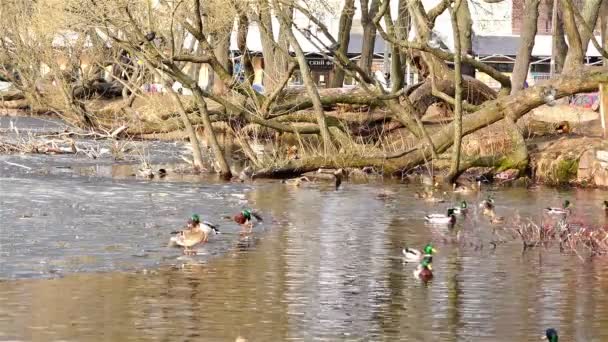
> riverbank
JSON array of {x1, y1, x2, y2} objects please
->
[{"x1": 3, "y1": 112, "x2": 608, "y2": 188}]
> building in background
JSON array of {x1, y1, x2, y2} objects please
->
[{"x1": 179, "y1": 0, "x2": 606, "y2": 91}]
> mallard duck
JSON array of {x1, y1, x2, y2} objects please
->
[
  {"x1": 453, "y1": 181, "x2": 480, "y2": 194},
  {"x1": 137, "y1": 163, "x2": 167, "y2": 179},
  {"x1": 170, "y1": 214, "x2": 220, "y2": 255},
  {"x1": 545, "y1": 200, "x2": 571, "y2": 216},
  {"x1": 376, "y1": 189, "x2": 396, "y2": 200},
  {"x1": 403, "y1": 243, "x2": 437, "y2": 262},
  {"x1": 487, "y1": 209, "x2": 505, "y2": 224},
  {"x1": 480, "y1": 197, "x2": 495, "y2": 216},
  {"x1": 425, "y1": 209, "x2": 456, "y2": 225},
  {"x1": 333, "y1": 169, "x2": 344, "y2": 190},
  {"x1": 413, "y1": 257, "x2": 433, "y2": 281},
  {"x1": 453, "y1": 201, "x2": 468, "y2": 215},
  {"x1": 545, "y1": 328, "x2": 558, "y2": 342},
  {"x1": 414, "y1": 190, "x2": 445, "y2": 203},
  {"x1": 234, "y1": 209, "x2": 263, "y2": 233},
  {"x1": 282, "y1": 176, "x2": 311, "y2": 187}
]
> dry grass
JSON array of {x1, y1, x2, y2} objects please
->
[{"x1": 508, "y1": 218, "x2": 608, "y2": 258}]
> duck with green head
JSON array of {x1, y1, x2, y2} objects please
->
[
  {"x1": 545, "y1": 328, "x2": 558, "y2": 342},
  {"x1": 545, "y1": 200, "x2": 571, "y2": 216},
  {"x1": 169, "y1": 214, "x2": 220, "y2": 255},
  {"x1": 234, "y1": 209, "x2": 263, "y2": 233},
  {"x1": 425, "y1": 208, "x2": 456, "y2": 225},
  {"x1": 413, "y1": 256, "x2": 433, "y2": 281},
  {"x1": 453, "y1": 201, "x2": 468, "y2": 215},
  {"x1": 403, "y1": 243, "x2": 437, "y2": 262}
]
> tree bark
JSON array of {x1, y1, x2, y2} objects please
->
[
  {"x1": 276, "y1": 2, "x2": 335, "y2": 154},
  {"x1": 237, "y1": 13, "x2": 255, "y2": 85},
  {"x1": 359, "y1": 0, "x2": 380, "y2": 75},
  {"x1": 603, "y1": 2, "x2": 608, "y2": 66},
  {"x1": 395, "y1": 0, "x2": 411, "y2": 85},
  {"x1": 408, "y1": 0, "x2": 452, "y2": 79},
  {"x1": 561, "y1": 0, "x2": 585, "y2": 71},
  {"x1": 212, "y1": 33, "x2": 231, "y2": 95},
  {"x1": 456, "y1": 0, "x2": 475, "y2": 77},
  {"x1": 511, "y1": 0, "x2": 541, "y2": 92},
  {"x1": 504, "y1": 0, "x2": 539, "y2": 176},
  {"x1": 552, "y1": 5, "x2": 568, "y2": 74},
  {"x1": 331, "y1": 0, "x2": 355, "y2": 87},
  {"x1": 447, "y1": 0, "x2": 464, "y2": 183},
  {"x1": 192, "y1": 87, "x2": 232, "y2": 178},
  {"x1": 257, "y1": 0, "x2": 291, "y2": 92},
  {"x1": 166, "y1": 83, "x2": 205, "y2": 170},
  {"x1": 578, "y1": 0, "x2": 604, "y2": 50}
]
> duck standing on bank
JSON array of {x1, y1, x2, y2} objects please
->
[
  {"x1": 234, "y1": 209, "x2": 264, "y2": 233},
  {"x1": 169, "y1": 214, "x2": 220, "y2": 255},
  {"x1": 403, "y1": 243, "x2": 437, "y2": 262}
]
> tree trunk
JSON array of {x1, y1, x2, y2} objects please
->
[
  {"x1": 237, "y1": 13, "x2": 255, "y2": 85},
  {"x1": 578, "y1": 0, "x2": 604, "y2": 50},
  {"x1": 602, "y1": 2, "x2": 608, "y2": 66},
  {"x1": 331, "y1": 0, "x2": 355, "y2": 88},
  {"x1": 506, "y1": 0, "x2": 540, "y2": 175},
  {"x1": 212, "y1": 33, "x2": 231, "y2": 95},
  {"x1": 561, "y1": 0, "x2": 585, "y2": 71},
  {"x1": 447, "y1": 0, "x2": 464, "y2": 183},
  {"x1": 456, "y1": 1, "x2": 475, "y2": 77},
  {"x1": 167, "y1": 83, "x2": 205, "y2": 170},
  {"x1": 258, "y1": 0, "x2": 279, "y2": 88},
  {"x1": 396, "y1": 0, "x2": 411, "y2": 82},
  {"x1": 512, "y1": 0, "x2": 541, "y2": 92},
  {"x1": 359, "y1": 0, "x2": 380, "y2": 75},
  {"x1": 277, "y1": 3, "x2": 335, "y2": 154},
  {"x1": 192, "y1": 87, "x2": 232, "y2": 178},
  {"x1": 258, "y1": 0, "x2": 291, "y2": 92},
  {"x1": 552, "y1": 4, "x2": 568, "y2": 74}
]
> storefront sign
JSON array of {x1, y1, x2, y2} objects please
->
[{"x1": 307, "y1": 58, "x2": 333, "y2": 70}]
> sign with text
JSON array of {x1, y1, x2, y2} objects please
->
[{"x1": 307, "y1": 58, "x2": 333, "y2": 70}]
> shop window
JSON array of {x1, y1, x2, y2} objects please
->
[{"x1": 531, "y1": 63, "x2": 550, "y2": 73}]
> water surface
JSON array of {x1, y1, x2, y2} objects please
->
[{"x1": 2, "y1": 151, "x2": 608, "y2": 340}]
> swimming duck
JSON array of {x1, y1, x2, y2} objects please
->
[
  {"x1": 333, "y1": 169, "x2": 344, "y2": 190},
  {"x1": 425, "y1": 208, "x2": 456, "y2": 225},
  {"x1": 234, "y1": 209, "x2": 263, "y2": 233},
  {"x1": 453, "y1": 200, "x2": 468, "y2": 215},
  {"x1": 487, "y1": 209, "x2": 505, "y2": 224},
  {"x1": 545, "y1": 200, "x2": 571, "y2": 216},
  {"x1": 376, "y1": 189, "x2": 396, "y2": 200},
  {"x1": 453, "y1": 181, "x2": 480, "y2": 194},
  {"x1": 480, "y1": 197, "x2": 495, "y2": 216},
  {"x1": 170, "y1": 214, "x2": 220, "y2": 255},
  {"x1": 403, "y1": 243, "x2": 437, "y2": 262},
  {"x1": 545, "y1": 328, "x2": 558, "y2": 342},
  {"x1": 413, "y1": 257, "x2": 433, "y2": 281},
  {"x1": 414, "y1": 190, "x2": 445, "y2": 203},
  {"x1": 282, "y1": 176, "x2": 311, "y2": 187}
]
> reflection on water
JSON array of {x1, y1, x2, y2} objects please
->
[{"x1": 2, "y1": 177, "x2": 608, "y2": 340}]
